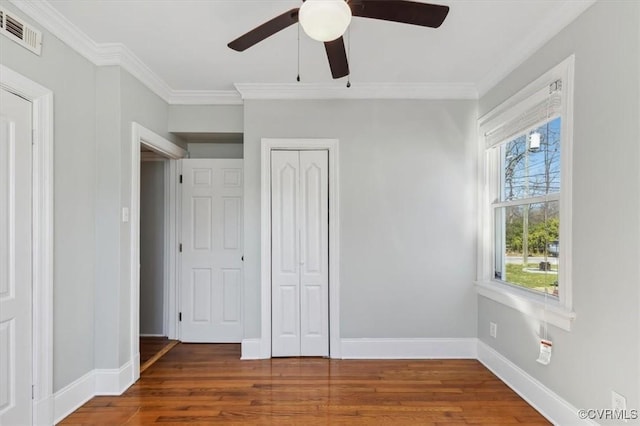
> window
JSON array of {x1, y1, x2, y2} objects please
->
[
  {"x1": 493, "y1": 117, "x2": 561, "y2": 296},
  {"x1": 477, "y1": 56, "x2": 575, "y2": 331}
]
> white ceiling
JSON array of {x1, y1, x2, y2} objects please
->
[{"x1": 37, "y1": 0, "x2": 594, "y2": 98}]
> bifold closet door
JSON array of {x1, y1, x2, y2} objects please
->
[{"x1": 271, "y1": 150, "x2": 329, "y2": 357}]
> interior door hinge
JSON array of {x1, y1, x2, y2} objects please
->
[
  {"x1": 179, "y1": 312, "x2": 182, "y2": 322},
  {"x1": 179, "y1": 174, "x2": 183, "y2": 184},
  {"x1": 179, "y1": 243, "x2": 182, "y2": 252},
  {"x1": 32, "y1": 385, "x2": 35, "y2": 399}
]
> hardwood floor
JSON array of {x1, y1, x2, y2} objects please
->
[
  {"x1": 139, "y1": 337, "x2": 179, "y2": 373},
  {"x1": 60, "y1": 344, "x2": 550, "y2": 425}
]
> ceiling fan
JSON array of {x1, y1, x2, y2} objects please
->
[{"x1": 228, "y1": 0, "x2": 449, "y2": 79}]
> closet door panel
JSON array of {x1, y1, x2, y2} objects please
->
[
  {"x1": 271, "y1": 151, "x2": 301, "y2": 356},
  {"x1": 299, "y1": 151, "x2": 329, "y2": 356}
]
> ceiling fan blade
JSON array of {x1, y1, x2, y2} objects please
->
[
  {"x1": 228, "y1": 8, "x2": 299, "y2": 51},
  {"x1": 350, "y1": 1, "x2": 449, "y2": 28},
  {"x1": 324, "y1": 37, "x2": 350, "y2": 79}
]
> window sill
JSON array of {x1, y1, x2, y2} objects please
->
[{"x1": 475, "y1": 280, "x2": 576, "y2": 331}]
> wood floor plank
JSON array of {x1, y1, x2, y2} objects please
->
[{"x1": 59, "y1": 343, "x2": 550, "y2": 425}]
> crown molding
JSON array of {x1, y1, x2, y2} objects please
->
[
  {"x1": 95, "y1": 43, "x2": 175, "y2": 101},
  {"x1": 235, "y1": 82, "x2": 478, "y2": 101},
  {"x1": 476, "y1": 0, "x2": 596, "y2": 97}
]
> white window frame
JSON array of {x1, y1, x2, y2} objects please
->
[{"x1": 476, "y1": 56, "x2": 576, "y2": 331}]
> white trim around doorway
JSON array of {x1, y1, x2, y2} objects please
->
[
  {"x1": 0, "y1": 65, "x2": 54, "y2": 425},
  {"x1": 130, "y1": 123, "x2": 186, "y2": 382},
  {"x1": 256, "y1": 138, "x2": 341, "y2": 359}
]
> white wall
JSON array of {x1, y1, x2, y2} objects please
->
[
  {"x1": 243, "y1": 99, "x2": 478, "y2": 339},
  {"x1": 139, "y1": 161, "x2": 165, "y2": 335},
  {"x1": 478, "y1": 1, "x2": 640, "y2": 417},
  {"x1": 0, "y1": 2, "x2": 96, "y2": 391}
]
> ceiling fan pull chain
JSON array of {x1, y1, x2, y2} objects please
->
[
  {"x1": 296, "y1": 22, "x2": 301, "y2": 82},
  {"x1": 346, "y1": 25, "x2": 351, "y2": 88}
]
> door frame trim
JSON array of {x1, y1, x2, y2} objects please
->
[
  {"x1": 130, "y1": 123, "x2": 186, "y2": 382},
  {"x1": 0, "y1": 65, "x2": 54, "y2": 424},
  {"x1": 260, "y1": 138, "x2": 341, "y2": 358}
]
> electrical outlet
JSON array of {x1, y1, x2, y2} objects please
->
[
  {"x1": 612, "y1": 390, "x2": 627, "y2": 414},
  {"x1": 489, "y1": 322, "x2": 497, "y2": 338}
]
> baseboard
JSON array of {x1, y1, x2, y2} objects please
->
[
  {"x1": 54, "y1": 360, "x2": 137, "y2": 424},
  {"x1": 94, "y1": 359, "x2": 135, "y2": 395},
  {"x1": 139, "y1": 333, "x2": 165, "y2": 337},
  {"x1": 32, "y1": 395, "x2": 53, "y2": 426},
  {"x1": 340, "y1": 338, "x2": 478, "y2": 359},
  {"x1": 132, "y1": 352, "x2": 140, "y2": 382},
  {"x1": 477, "y1": 341, "x2": 597, "y2": 425},
  {"x1": 240, "y1": 338, "x2": 263, "y2": 360},
  {"x1": 53, "y1": 370, "x2": 95, "y2": 424}
]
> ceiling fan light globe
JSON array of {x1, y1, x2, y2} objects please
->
[{"x1": 299, "y1": 0, "x2": 352, "y2": 42}]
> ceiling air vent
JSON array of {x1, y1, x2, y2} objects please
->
[{"x1": 0, "y1": 7, "x2": 42, "y2": 55}]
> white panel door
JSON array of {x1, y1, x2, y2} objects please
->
[
  {"x1": 271, "y1": 150, "x2": 328, "y2": 357},
  {"x1": 271, "y1": 151, "x2": 301, "y2": 356},
  {"x1": 0, "y1": 89, "x2": 32, "y2": 425},
  {"x1": 299, "y1": 151, "x2": 329, "y2": 356},
  {"x1": 180, "y1": 159, "x2": 243, "y2": 342}
]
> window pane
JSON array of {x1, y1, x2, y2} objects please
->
[
  {"x1": 500, "y1": 117, "x2": 561, "y2": 201},
  {"x1": 494, "y1": 201, "x2": 559, "y2": 296}
]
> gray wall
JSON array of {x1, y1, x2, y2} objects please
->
[
  {"x1": 94, "y1": 66, "x2": 181, "y2": 369},
  {"x1": 0, "y1": 2, "x2": 96, "y2": 391},
  {"x1": 478, "y1": 1, "x2": 640, "y2": 417},
  {"x1": 243, "y1": 99, "x2": 478, "y2": 338},
  {"x1": 139, "y1": 161, "x2": 165, "y2": 335},
  {"x1": 94, "y1": 66, "x2": 122, "y2": 370},
  {"x1": 188, "y1": 142, "x2": 243, "y2": 159},
  {"x1": 168, "y1": 105, "x2": 243, "y2": 133}
]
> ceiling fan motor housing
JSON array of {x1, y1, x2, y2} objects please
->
[{"x1": 299, "y1": 0, "x2": 353, "y2": 42}]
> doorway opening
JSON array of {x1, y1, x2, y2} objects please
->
[
  {"x1": 130, "y1": 123, "x2": 186, "y2": 380},
  {"x1": 138, "y1": 148, "x2": 179, "y2": 372}
]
